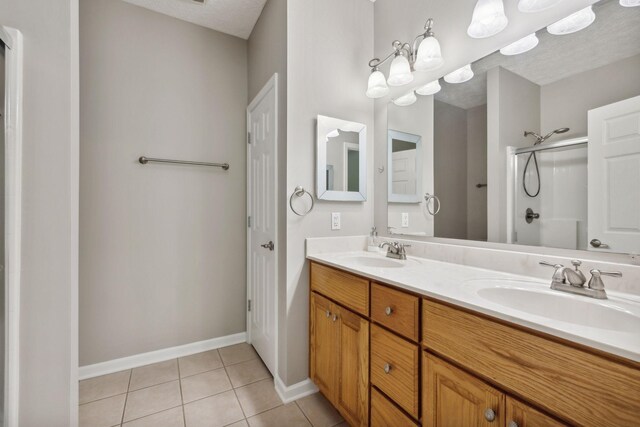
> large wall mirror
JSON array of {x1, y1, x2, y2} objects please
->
[
  {"x1": 385, "y1": 0, "x2": 640, "y2": 254},
  {"x1": 317, "y1": 115, "x2": 367, "y2": 201}
]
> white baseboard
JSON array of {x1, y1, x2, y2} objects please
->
[
  {"x1": 274, "y1": 375, "x2": 319, "y2": 403},
  {"x1": 79, "y1": 332, "x2": 247, "y2": 380}
]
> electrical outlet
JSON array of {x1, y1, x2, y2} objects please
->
[
  {"x1": 331, "y1": 212, "x2": 341, "y2": 230},
  {"x1": 401, "y1": 213, "x2": 409, "y2": 228}
]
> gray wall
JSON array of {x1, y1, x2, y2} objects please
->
[
  {"x1": 247, "y1": 0, "x2": 288, "y2": 382},
  {"x1": 466, "y1": 104, "x2": 487, "y2": 241},
  {"x1": 0, "y1": 0, "x2": 79, "y2": 424},
  {"x1": 80, "y1": 0, "x2": 248, "y2": 365},
  {"x1": 434, "y1": 100, "x2": 468, "y2": 239},
  {"x1": 487, "y1": 67, "x2": 541, "y2": 243},
  {"x1": 285, "y1": 0, "x2": 374, "y2": 385},
  {"x1": 541, "y1": 54, "x2": 640, "y2": 138}
]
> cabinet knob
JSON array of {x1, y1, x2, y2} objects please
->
[
  {"x1": 383, "y1": 363, "x2": 392, "y2": 374},
  {"x1": 332, "y1": 314, "x2": 338, "y2": 322},
  {"x1": 484, "y1": 408, "x2": 496, "y2": 422},
  {"x1": 508, "y1": 422, "x2": 518, "y2": 427},
  {"x1": 326, "y1": 310, "x2": 331, "y2": 318},
  {"x1": 385, "y1": 306, "x2": 393, "y2": 316}
]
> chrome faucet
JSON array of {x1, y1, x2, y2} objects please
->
[
  {"x1": 540, "y1": 260, "x2": 622, "y2": 300},
  {"x1": 379, "y1": 241, "x2": 410, "y2": 260}
]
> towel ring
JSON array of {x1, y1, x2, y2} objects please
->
[
  {"x1": 424, "y1": 193, "x2": 441, "y2": 216},
  {"x1": 290, "y1": 186, "x2": 315, "y2": 216}
]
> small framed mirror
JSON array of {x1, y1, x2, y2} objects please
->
[
  {"x1": 388, "y1": 130, "x2": 423, "y2": 203},
  {"x1": 316, "y1": 115, "x2": 367, "y2": 201}
]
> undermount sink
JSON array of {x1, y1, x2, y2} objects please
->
[
  {"x1": 468, "y1": 280, "x2": 640, "y2": 333},
  {"x1": 337, "y1": 255, "x2": 406, "y2": 268}
]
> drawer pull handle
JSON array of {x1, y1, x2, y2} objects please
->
[
  {"x1": 383, "y1": 363, "x2": 392, "y2": 374},
  {"x1": 332, "y1": 314, "x2": 338, "y2": 322},
  {"x1": 508, "y1": 422, "x2": 518, "y2": 427},
  {"x1": 384, "y1": 306, "x2": 393, "y2": 316},
  {"x1": 484, "y1": 408, "x2": 496, "y2": 422},
  {"x1": 326, "y1": 310, "x2": 331, "y2": 318}
]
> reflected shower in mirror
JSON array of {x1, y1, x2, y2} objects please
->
[{"x1": 384, "y1": 0, "x2": 640, "y2": 254}]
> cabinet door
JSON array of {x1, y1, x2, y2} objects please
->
[
  {"x1": 506, "y1": 397, "x2": 566, "y2": 427},
  {"x1": 424, "y1": 352, "x2": 504, "y2": 427},
  {"x1": 335, "y1": 305, "x2": 369, "y2": 427},
  {"x1": 310, "y1": 292, "x2": 338, "y2": 399}
]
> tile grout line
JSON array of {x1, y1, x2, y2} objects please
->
[
  {"x1": 120, "y1": 369, "x2": 133, "y2": 426},
  {"x1": 294, "y1": 401, "x2": 315, "y2": 427},
  {"x1": 177, "y1": 358, "x2": 188, "y2": 427}
]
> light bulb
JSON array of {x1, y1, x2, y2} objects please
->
[
  {"x1": 620, "y1": 0, "x2": 640, "y2": 6},
  {"x1": 467, "y1": 0, "x2": 509, "y2": 39},
  {"x1": 393, "y1": 91, "x2": 417, "y2": 107},
  {"x1": 416, "y1": 80, "x2": 442, "y2": 96},
  {"x1": 387, "y1": 54, "x2": 414, "y2": 86},
  {"x1": 500, "y1": 33, "x2": 539, "y2": 56},
  {"x1": 366, "y1": 69, "x2": 389, "y2": 98},
  {"x1": 547, "y1": 6, "x2": 595, "y2": 35},
  {"x1": 444, "y1": 64, "x2": 474, "y2": 84},
  {"x1": 518, "y1": 0, "x2": 562, "y2": 13},
  {"x1": 415, "y1": 36, "x2": 444, "y2": 71}
]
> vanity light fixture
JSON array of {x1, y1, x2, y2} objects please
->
[
  {"x1": 416, "y1": 80, "x2": 442, "y2": 96},
  {"x1": 366, "y1": 18, "x2": 444, "y2": 98},
  {"x1": 547, "y1": 6, "x2": 595, "y2": 35},
  {"x1": 393, "y1": 91, "x2": 418, "y2": 107},
  {"x1": 620, "y1": 0, "x2": 640, "y2": 6},
  {"x1": 444, "y1": 64, "x2": 474, "y2": 84},
  {"x1": 467, "y1": 0, "x2": 509, "y2": 39},
  {"x1": 500, "y1": 33, "x2": 539, "y2": 55},
  {"x1": 518, "y1": 0, "x2": 562, "y2": 13}
]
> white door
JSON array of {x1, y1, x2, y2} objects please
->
[
  {"x1": 392, "y1": 150, "x2": 417, "y2": 195},
  {"x1": 246, "y1": 74, "x2": 278, "y2": 375},
  {"x1": 588, "y1": 95, "x2": 640, "y2": 254}
]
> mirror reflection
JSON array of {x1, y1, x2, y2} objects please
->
[
  {"x1": 317, "y1": 115, "x2": 367, "y2": 201},
  {"x1": 386, "y1": 0, "x2": 640, "y2": 254}
]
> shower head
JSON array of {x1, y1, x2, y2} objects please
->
[{"x1": 524, "y1": 128, "x2": 570, "y2": 145}]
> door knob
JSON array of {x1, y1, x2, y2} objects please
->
[
  {"x1": 261, "y1": 241, "x2": 275, "y2": 251},
  {"x1": 590, "y1": 239, "x2": 609, "y2": 249},
  {"x1": 383, "y1": 363, "x2": 392, "y2": 374},
  {"x1": 508, "y1": 422, "x2": 519, "y2": 427},
  {"x1": 384, "y1": 306, "x2": 393, "y2": 316}
]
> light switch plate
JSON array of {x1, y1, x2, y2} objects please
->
[
  {"x1": 401, "y1": 213, "x2": 409, "y2": 228},
  {"x1": 331, "y1": 212, "x2": 341, "y2": 230}
]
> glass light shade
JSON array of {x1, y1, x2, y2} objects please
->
[
  {"x1": 620, "y1": 0, "x2": 640, "y2": 6},
  {"x1": 518, "y1": 0, "x2": 562, "y2": 13},
  {"x1": 393, "y1": 91, "x2": 417, "y2": 107},
  {"x1": 467, "y1": 0, "x2": 509, "y2": 39},
  {"x1": 444, "y1": 64, "x2": 474, "y2": 84},
  {"x1": 547, "y1": 6, "x2": 595, "y2": 35},
  {"x1": 500, "y1": 33, "x2": 539, "y2": 56},
  {"x1": 366, "y1": 70, "x2": 390, "y2": 98},
  {"x1": 414, "y1": 36, "x2": 444, "y2": 71},
  {"x1": 387, "y1": 55, "x2": 414, "y2": 87},
  {"x1": 416, "y1": 80, "x2": 442, "y2": 96}
]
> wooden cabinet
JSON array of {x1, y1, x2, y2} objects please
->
[
  {"x1": 371, "y1": 283, "x2": 419, "y2": 342},
  {"x1": 371, "y1": 387, "x2": 419, "y2": 427},
  {"x1": 506, "y1": 397, "x2": 566, "y2": 427},
  {"x1": 310, "y1": 291, "x2": 369, "y2": 427},
  {"x1": 423, "y1": 353, "x2": 504, "y2": 427}
]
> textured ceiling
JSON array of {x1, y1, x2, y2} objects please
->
[
  {"x1": 121, "y1": 0, "x2": 267, "y2": 39},
  {"x1": 436, "y1": 0, "x2": 640, "y2": 110}
]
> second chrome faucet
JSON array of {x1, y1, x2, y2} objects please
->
[{"x1": 540, "y1": 260, "x2": 622, "y2": 300}]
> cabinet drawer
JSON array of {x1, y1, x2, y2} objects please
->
[
  {"x1": 423, "y1": 299, "x2": 640, "y2": 427},
  {"x1": 371, "y1": 324, "x2": 419, "y2": 418},
  {"x1": 506, "y1": 397, "x2": 566, "y2": 427},
  {"x1": 371, "y1": 387, "x2": 418, "y2": 427},
  {"x1": 371, "y1": 283, "x2": 419, "y2": 341},
  {"x1": 311, "y1": 262, "x2": 369, "y2": 316}
]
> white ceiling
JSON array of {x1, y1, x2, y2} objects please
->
[
  {"x1": 121, "y1": 0, "x2": 267, "y2": 39},
  {"x1": 435, "y1": 0, "x2": 640, "y2": 110}
]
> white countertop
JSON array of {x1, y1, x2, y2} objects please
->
[{"x1": 307, "y1": 250, "x2": 640, "y2": 363}]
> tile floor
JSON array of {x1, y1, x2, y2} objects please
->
[{"x1": 79, "y1": 343, "x2": 347, "y2": 427}]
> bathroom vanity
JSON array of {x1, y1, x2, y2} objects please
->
[{"x1": 307, "y1": 250, "x2": 640, "y2": 427}]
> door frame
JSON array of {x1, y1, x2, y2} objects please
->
[
  {"x1": 1, "y1": 26, "x2": 23, "y2": 427},
  {"x1": 246, "y1": 73, "x2": 278, "y2": 375}
]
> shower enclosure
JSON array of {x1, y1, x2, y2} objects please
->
[{"x1": 509, "y1": 137, "x2": 588, "y2": 250}]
